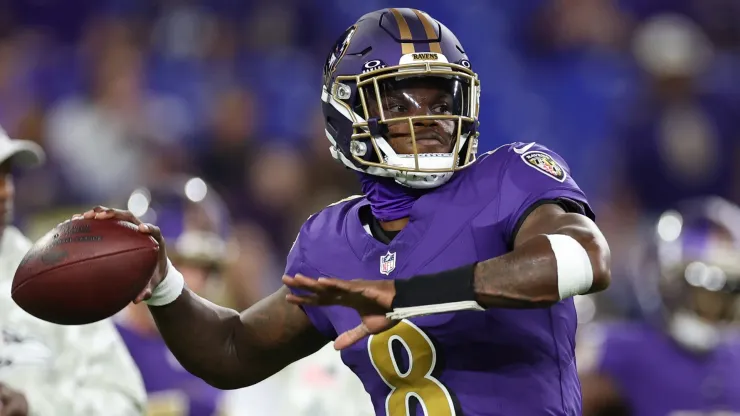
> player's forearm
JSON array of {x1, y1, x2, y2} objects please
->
[
  {"x1": 473, "y1": 225, "x2": 611, "y2": 308},
  {"x1": 149, "y1": 289, "x2": 258, "y2": 389},
  {"x1": 149, "y1": 287, "x2": 325, "y2": 389},
  {"x1": 390, "y1": 214, "x2": 611, "y2": 317}
]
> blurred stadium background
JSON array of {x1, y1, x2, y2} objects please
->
[{"x1": 2, "y1": 0, "x2": 740, "y2": 414}]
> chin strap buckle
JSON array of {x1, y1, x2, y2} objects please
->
[{"x1": 367, "y1": 118, "x2": 389, "y2": 138}]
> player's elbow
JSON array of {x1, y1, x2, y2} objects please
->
[
  {"x1": 195, "y1": 355, "x2": 268, "y2": 390},
  {"x1": 590, "y1": 263, "x2": 611, "y2": 294},
  {"x1": 197, "y1": 362, "x2": 264, "y2": 389},
  {"x1": 567, "y1": 226, "x2": 611, "y2": 294},
  {"x1": 588, "y1": 234, "x2": 611, "y2": 294},
  {"x1": 553, "y1": 213, "x2": 611, "y2": 295},
  {"x1": 201, "y1": 374, "x2": 256, "y2": 390},
  {"x1": 180, "y1": 323, "x2": 267, "y2": 390}
]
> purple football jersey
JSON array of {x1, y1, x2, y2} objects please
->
[
  {"x1": 286, "y1": 143, "x2": 593, "y2": 416},
  {"x1": 116, "y1": 323, "x2": 225, "y2": 416},
  {"x1": 588, "y1": 322, "x2": 740, "y2": 415}
]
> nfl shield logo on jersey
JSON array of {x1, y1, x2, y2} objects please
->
[{"x1": 380, "y1": 251, "x2": 396, "y2": 275}]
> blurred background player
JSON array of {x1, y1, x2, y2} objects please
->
[
  {"x1": 115, "y1": 176, "x2": 233, "y2": 416},
  {"x1": 578, "y1": 197, "x2": 740, "y2": 416},
  {"x1": 0, "y1": 126, "x2": 146, "y2": 415},
  {"x1": 276, "y1": 344, "x2": 374, "y2": 416}
]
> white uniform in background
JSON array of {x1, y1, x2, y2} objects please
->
[
  {"x1": 0, "y1": 226, "x2": 146, "y2": 415},
  {"x1": 223, "y1": 343, "x2": 374, "y2": 416},
  {"x1": 278, "y1": 343, "x2": 374, "y2": 416}
]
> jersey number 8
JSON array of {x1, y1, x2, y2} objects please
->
[{"x1": 368, "y1": 320, "x2": 456, "y2": 416}]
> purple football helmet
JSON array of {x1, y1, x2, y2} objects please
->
[
  {"x1": 633, "y1": 197, "x2": 740, "y2": 352},
  {"x1": 322, "y1": 8, "x2": 480, "y2": 189},
  {"x1": 126, "y1": 176, "x2": 231, "y2": 271}
]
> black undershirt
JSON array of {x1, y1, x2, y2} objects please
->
[{"x1": 359, "y1": 205, "x2": 400, "y2": 244}]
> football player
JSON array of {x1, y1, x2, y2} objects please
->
[
  {"x1": 79, "y1": 8, "x2": 611, "y2": 415},
  {"x1": 0, "y1": 127, "x2": 146, "y2": 415},
  {"x1": 578, "y1": 197, "x2": 740, "y2": 416},
  {"x1": 115, "y1": 177, "x2": 232, "y2": 416}
]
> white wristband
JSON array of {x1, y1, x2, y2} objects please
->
[
  {"x1": 144, "y1": 258, "x2": 185, "y2": 306},
  {"x1": 545, "y1": 234, "x2": 594, "y2": 300}
]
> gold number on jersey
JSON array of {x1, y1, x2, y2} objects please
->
[{"x1": 368, "y1": 320, "x2": 455, "y2": 416}]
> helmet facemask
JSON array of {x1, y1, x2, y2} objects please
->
[
  {"x1": 661, "y1": 261, "x2": 740, "y2": 353},
  {"x1": 325, "y1": 58, "x2": 480, "y2": 189},
  {"x1": 652, "y1": 207, "x2": 740, "y2": 352}
]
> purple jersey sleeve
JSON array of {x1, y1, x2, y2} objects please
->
[
  {"x1": 497, "y1": 142, "x2": 595, "y2": 245},
  {"x1": 284, "y1": 231, "x2": 338, "y2": 340}
]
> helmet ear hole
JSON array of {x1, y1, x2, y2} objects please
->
[{"x1": 326, "y1": 117, "x2": 338, "y2": 136}]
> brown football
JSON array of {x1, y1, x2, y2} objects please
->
[{"x1": 12, "y1": 219, "x2": 159, "y2": 325}]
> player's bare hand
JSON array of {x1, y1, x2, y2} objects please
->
[
  {"x1": 0, "y1": 383, "x2": 28, "y2": 416},
  {"x1": 282, "y1": 275, "x2": 397, "y2": 350},
  {"x1": 75, "y1": 206, "x2": 169, "y2": 303}
]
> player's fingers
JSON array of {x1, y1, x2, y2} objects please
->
[
  {"x1": 112, "y1": 210, "x2": 143, "y2": 225},
  {"x1": 333, "y1": 324, "x2": 370, "y2": 350},
  {"x1": 133, "y1": 287, "x2": 153, "y2": 304},
  {"x1": 89, "y1": 206, "x2": 114, "y2": 218},
  {"x1": 93, "y1": 210, "x2": 116, "y2": 220},
  {"x1": 281, "y1": 275, "x2": 298, "y2": 287},
  {"x1": 88, "y1": 207, "x2": 140, "y2": 224},
  {"x1": 139, "y1": 223, "x2": 164, "y2": 245},
  {"x1": 316, "y1": 277, "x2": 353, "y2": 291},
  {"x1": 285, "y1": 293, "x2": 320, "y2": 306},
  {"x1": 303, "y1": 291, "x2": 348, "y2": 306},
  {"x1": 87, "y1": 205, "x2": 116, "y2": 220},
  {"x1": 140, "y1": 223, "x2": 160, "y2": 237},
  {"x1": 282, "y1": 275, "x2": 330, "y2": 293}
]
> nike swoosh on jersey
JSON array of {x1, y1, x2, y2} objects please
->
[{"x1": 513, "y1": 142, "x2": 536, "y2": 154}]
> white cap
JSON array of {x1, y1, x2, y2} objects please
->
[
  {"x1": 632, "y1": 14, "x2": 713, "y2": 78},
  {"x1": 0, "y1": 126, "x2": 45, "y2": 168}
]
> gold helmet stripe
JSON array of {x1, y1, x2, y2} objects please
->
[
  {"x1": 390, "y1": 8, "x2": 415, "y2": 55},
  {"x1": 412, "y1": 9, "x2": 442, "y2": 53}
]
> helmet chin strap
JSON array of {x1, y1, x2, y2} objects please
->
[
  {"x1": 357, "y1": 135, "x2": 463, "y2": 222},
  {"x1": 668, "y1": 310, "x2": 721, "y2": 353}
]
